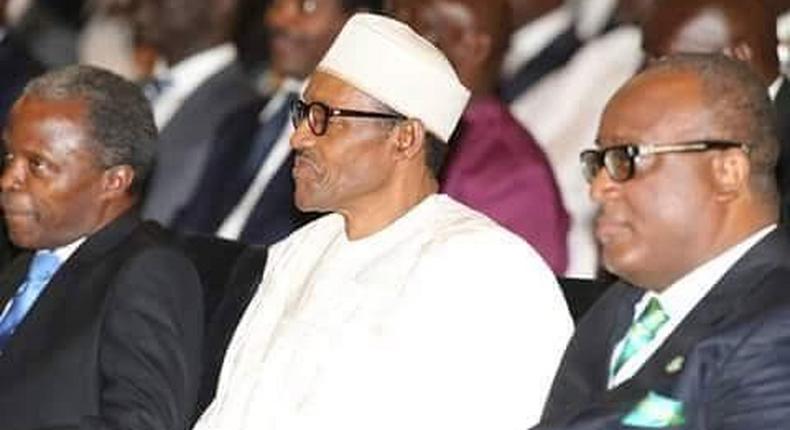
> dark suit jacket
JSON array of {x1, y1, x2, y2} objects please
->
[
  {"x1": 0, "y1": 211, "x2": 203, "y2": 430},
  {"x1": 141, "y1": 60, "x2": 260, "y2": 226},
  {"x1": 0, "y1": 34, "x2": 44, "y2": 130},
  {"x1": 537, "y1": 226, "x2": 790, "y2": 429},
  {"x1": 773, "y1": 80, "x2": 790, "y2": 221},
  {"x1": 173, "y1": 98, "x2": 314, "y2": 246}
]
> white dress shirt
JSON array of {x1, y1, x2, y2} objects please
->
[
  {"x1": 152, "y1": 43, "x2": 237, "y2": 128},
  {"x1": 608, "y1": 224, "x2": 777, "y2": 388},
  {"x1": 196, "y1": 194, "x2": 573, "y2": 430}
]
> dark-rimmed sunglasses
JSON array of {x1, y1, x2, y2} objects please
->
[
  {"x1": 290, "y1": 99, "x2": 406, "y2": 136},
  {"x1": 580, "y1": 140, "x2": 749, "y2": 183}
]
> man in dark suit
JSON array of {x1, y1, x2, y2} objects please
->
[
  {"x1": 641, "y1": 0, "x2": 790, "y2": 222},
  {"x1": 121, "y1": 0, "x2": 261, "y2": 226},
  {"x1": 0, "y1": 65, "x2": 203, "y2": 430},
  {"x1": 173, "y1": 0, "x2": 383, "y2": 245},
  {"x1": 536, "y1": 54, "x2": 790, "y2": 429}
]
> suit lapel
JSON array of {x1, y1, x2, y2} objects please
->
[
  {"x1": 544, "y1": 284, "x2": 641, "y2": 422},
  {"x1": 604, "y1": 226, "x2": 790, "y2": 404},
  {"x1": 0, "y1": 253, "x2": 33, "y2": 312},
  {"x1": 0, "y1": 212, "x2": 141, "y2": 361}
]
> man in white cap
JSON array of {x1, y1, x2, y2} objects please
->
[{"x1": 193, "y1": 12, "x2": 573, "y2": 430}]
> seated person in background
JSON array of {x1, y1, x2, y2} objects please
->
[
  {"x1": 0, "y1": 65, "x2": 203, "y2": 430},
  {"x1": 536, "y1": 53, "x2": 790, "y2": 429},
  {"x1": 391, "y1": 0, "x2": 570, "y2": 273},
  {"x1": 194, "y1": 13, "x2": 573, "y2": 430},
  {"x1": 174, "y1": 0, "x2": 385, "y2": 246},
  {"x1": 121, "y1": 0, "x2": 260, "y2": 226},
  {"x1": 641, "y1": 0, "x2": 790, "y2": 222}
]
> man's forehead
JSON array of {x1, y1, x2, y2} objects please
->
[{"x1": 599, "y1": 70, "x2": 714, "y2": 141}]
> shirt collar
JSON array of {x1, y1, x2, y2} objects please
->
[
  {"x1": 769, "y1": 76, "x2": 784, "y2": 100},
  {"x1": 502, "y1": 6, "x2": 574, "y2": 78},
  {"x1": 258, "y1": 78, "x2": 305, "y2": 123},
  {"x1": 157, "y1": 43, "x2": 237, "y2": 100},
  {"x1": 640, "y1": 224, "x2": 776, "y2": 321},
  {"x1": 46, "y1": 236, "x2": 87, "y2": 265}
]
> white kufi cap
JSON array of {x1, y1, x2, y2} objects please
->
[{"x1": 316, "y1": 13, "x2": 471, "y2": 143}]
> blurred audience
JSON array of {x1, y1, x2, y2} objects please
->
[
  {"x1": 508, "y1": 0, "x2": 649, "y2": 277},
  {"x1": 499, "y1": 0, "x2": 582, "y2": 104},
  {"x1": 0, "y1": 0, "x2": 43, "y2": 131},
  {"x1": 391, "y1": 0, "x2": 569, "y2": 273},
  {"x1": 119, "y1": 0, "x2": 261, "y2": 226},
  {"x1": 174, "y1": 0, "x2": 383, "y2": 246},
  {"x1": 6, "y1": 0, "x2": 80, "y2": 67},
  {"x1": 641, "y1": 0, "x2": 790, "y2": 220}
]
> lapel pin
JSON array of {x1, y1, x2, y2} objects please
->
[{"x1": 665, "y1": 356, "x2": 685, "y2": 374}]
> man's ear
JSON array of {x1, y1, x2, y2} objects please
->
[
  {"x1": 710, "y1": 149, "x2": 750, "y2": 202},
  {"x1": 100, "y1": 165, "x2": 135, "y2": 200},
  {"x1": 391, "y1": 119, "x2": 427, "y2": 161}
]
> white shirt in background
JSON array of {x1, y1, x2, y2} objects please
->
[
  {"x1": 510, "y1": 25, "x2": 644, "y2": 278},
  {"x1": 501, "y1": 6, "x2": 574, "y2": 79},
  {"x1": 152, "y1": 43, "x2": 237, "y2": 128}
]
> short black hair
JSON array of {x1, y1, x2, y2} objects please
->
[
  {"x1": 22, "y1": 65, "x2": 156, "y2": 196},
  {"x1": 340, "y1": 0, "x2": 384, "y2": 13},
  {"x1": 645, "y1": 53, "x2": 780, "y2": 196}
]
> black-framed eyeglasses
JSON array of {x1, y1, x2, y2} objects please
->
[
  {"x1": 580, "y1": 140, "x2": 750, "y2": 183},
  {"x1": 290, "y1": 99, "x2": 406, "y2": 136}
]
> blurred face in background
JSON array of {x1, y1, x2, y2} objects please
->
[
  {"x1": 124, "y1": 0, "x2": 213, "y2": 63},
  {"x1": 265, "y1": 0, "x2": 350, "y2": 79}
]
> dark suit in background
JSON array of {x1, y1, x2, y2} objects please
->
[
  {"x1": 773, "y1": 79, "x2": 790, "y2": 220},
  {"x1": 538, "y1": 226, "x2": 790, "y2": 430},
  {"x1": 0, "y1": 212, "x2": 203, "y2": 430},
  {"x1": 0, "y1": 34, "x2": 44, "y2": 130},
  {"x1": 142, "y1": 61, "x2": 260, "y2": 226},
  {"x1": 173, "y1": 91, "x2": 315, "y2": 246}
]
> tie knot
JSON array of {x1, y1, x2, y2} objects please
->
[
  {"x1": 637, "y1": 297, "x2": 669, "y2": 333},
  {"x1": 27, "y1": 251, "x2": 60, "y2": 283},
  {"x1": 142, "y1": 75, "x2": 173, "y2": 102}
]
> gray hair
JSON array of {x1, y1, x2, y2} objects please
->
[
  {"x1": 644, "y1": 53, "x2": 780, "y2": 196},
  {"x1": 22, "y1": 65, "x2": 156, "y2": 195}
]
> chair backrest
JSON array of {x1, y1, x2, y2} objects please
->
[
  {"x1": 170, "y1": 232, "x2": 268, "y2": 420},
  {"x1": 557, "y1": 277, "x2": 613, "y2": 324}
]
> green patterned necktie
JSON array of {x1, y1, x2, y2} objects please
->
[{"x1": 610, "y1": 297, "x2": 669, "y2": 378}]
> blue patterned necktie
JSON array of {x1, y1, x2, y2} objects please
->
[
  {"x1": 610, "y1": 297, "x2": 669, "y2": 379},
  {"x1": 0, "y1": 251, "x2": 61, "y2": 349}
]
